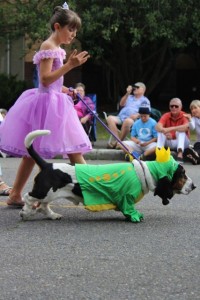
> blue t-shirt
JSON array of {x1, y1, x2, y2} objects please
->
[
  {"x1": 131, "y1": 117, "x2": 157, "y2": 142},
  {"x1": 118, "y1": 96, "x2": 151, "y2": 122}
]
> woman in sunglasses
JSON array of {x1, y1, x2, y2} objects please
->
[{"x1": 156, "y1": 98, "x2": 190, "y2": 162}]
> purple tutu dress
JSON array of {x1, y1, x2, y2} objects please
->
[{"x1": 0, "y1": 48, "x2": 92, "y2": 158}]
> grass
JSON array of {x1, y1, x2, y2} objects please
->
[
  {"x1": 190, "y1": 131, "x2": 196, "y2": 142},
  {"x1": 95, "y1": 117, "x2": 196, "y2": 142},
  {"x1": 96, "y1": 118, "x2": 110, "y2": 140}
]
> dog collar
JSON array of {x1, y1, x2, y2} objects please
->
[{"x1": 132, "y1": 160, "x2": 156, "y2": 194}]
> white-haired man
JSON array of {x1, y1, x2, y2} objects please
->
[
  {"x1": 156, "y1": 98, "x2": 190, "y2": 161},
  {"x1": 106, "y1": 82, "x2": 151, "y2": 148}
]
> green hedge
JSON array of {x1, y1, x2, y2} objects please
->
[{"x1": 0, "y1": 73, "x2": 27, "y2": 109}]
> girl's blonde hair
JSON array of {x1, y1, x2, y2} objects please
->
[{"x1": 190, "y1": 100, "x2": 200, "y2": 110}]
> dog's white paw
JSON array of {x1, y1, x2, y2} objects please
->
[
  {"x1": 49, "y1": 213, "x2": 62, "y2": 220},
  {"x1": 19, "y1": 209, "x2": 36, "y2": 221},
  {"x1": 36, "y1": 206, "x2": 62, "y2": 220}
]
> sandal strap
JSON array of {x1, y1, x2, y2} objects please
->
[
  {"x1": 3, "y1": 187, "x2": 12, "y2": 191},
  {"x1": 0, "y1": 181, "x2": 12, "y2": 190}
]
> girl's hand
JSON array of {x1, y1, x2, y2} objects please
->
[
  {"x1": 68, "y1": 87, "x2": 77, "y2": 100},
  {"x1": 62, "y1": 86, "x2": 77, "y2": 99},
  {"x1": 62, "y1": 86, "x2": 69, "y2": 93},
  {"x1": 67, "y1": 49, "x2": 90, "y2": 68}
]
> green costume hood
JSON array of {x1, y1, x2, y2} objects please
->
[{"x1": 145, "y1": 155, "x2": 179, "y2": 181}]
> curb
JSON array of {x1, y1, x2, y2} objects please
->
[{"x1": 84, "y1": 149, "x2": 124, "y2": 160}]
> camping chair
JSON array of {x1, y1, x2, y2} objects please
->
[
  {"x1": 150, "y1": 107, "x2": 162, "y2": 122},
  {"x1": 86, "y1": 93, "x2": 97, "y2": 144}
]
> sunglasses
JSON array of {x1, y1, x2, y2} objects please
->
[{"x1": 170, "y1": 105, "x2": 179, "y2": 108}]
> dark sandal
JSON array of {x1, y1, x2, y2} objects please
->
[{"x1": 7, "y1": 197, "x2": 24, "y2": 208}]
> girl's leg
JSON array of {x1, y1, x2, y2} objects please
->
[
  {"x1": 7, "y1": 156, "x2": 35, "y2": 205},
  {"x1": 68, "y1": 153, "x2": 86, "y2": 165}
]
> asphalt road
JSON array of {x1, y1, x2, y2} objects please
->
[{"x1": 0, "y1": 157, "x2": 199, "y2": 300}]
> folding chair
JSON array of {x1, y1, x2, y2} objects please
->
[
  {"x1": 150, "y1": 107, "x2": 162, "y2": 122},
  {"x1": 86, "y1": 94, "x2": 97, "y2": 143}
]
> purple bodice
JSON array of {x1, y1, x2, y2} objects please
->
[{"x1": 33, "y1": 49, "x2": 66, "y2": 93}]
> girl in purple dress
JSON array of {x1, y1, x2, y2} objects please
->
[{"x1": 0, "y1": 4, "x2": 91, "y2": 207}]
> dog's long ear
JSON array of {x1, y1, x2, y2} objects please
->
[{"x1": 154, "y1": 176, "x2": 174, "y2": 205}]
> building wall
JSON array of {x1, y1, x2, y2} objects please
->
[
  {"x1": 0, "y1": 36, "x2": 82, "y2": 87},
  {"x1": 0, "y1": 37, "x2": 24, "y2": 79}
]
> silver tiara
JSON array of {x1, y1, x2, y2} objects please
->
[{"x1": 62, "y1": 2, "x2": 69, "y2": 9}]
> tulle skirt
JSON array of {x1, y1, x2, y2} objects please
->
[{"x1": 0, "y1": 88, "x2": 92, "y2": 158}]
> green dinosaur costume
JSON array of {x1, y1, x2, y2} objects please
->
[{"x1": 75, "y1": 155, "x2": 179, "y2": 223}]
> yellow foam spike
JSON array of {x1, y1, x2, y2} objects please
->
[{"x1": 156, "y1": 147, "x2": 170, "y2": 162}]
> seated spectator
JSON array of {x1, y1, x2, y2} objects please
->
[
  {"x1": 74, "y1": 83, "x2": 95, "y2": 136},
  {"x1": 183, "y1": 99, "x2": 200, "y2": 164},
  {"x1": 118, "y1": 105, "x2": 157, "y2": 161},
  {"x1": 106, "y1": 82, "x2": 151, "y2": 148},
  {"x1": 156, "y1": 98, "x2": 190, "y2": 161}
]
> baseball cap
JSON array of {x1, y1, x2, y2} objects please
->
[
  {"x1": 138, "y1": 106, "x2": 151, "y2": 114},
  {"x1": 133, "y1": 82, "x2": 146, "y2": 90}
]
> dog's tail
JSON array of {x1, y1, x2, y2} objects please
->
[{"x1": 24, "y1": 130, "x2": 51, "y2": 169}]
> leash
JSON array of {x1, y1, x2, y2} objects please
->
[
  {"x1": 73, "y1": 90, "x2": 150, "y2": 191},
  {"x1": 74, "y1": 92, "x2": 139, "y2": 160}
]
